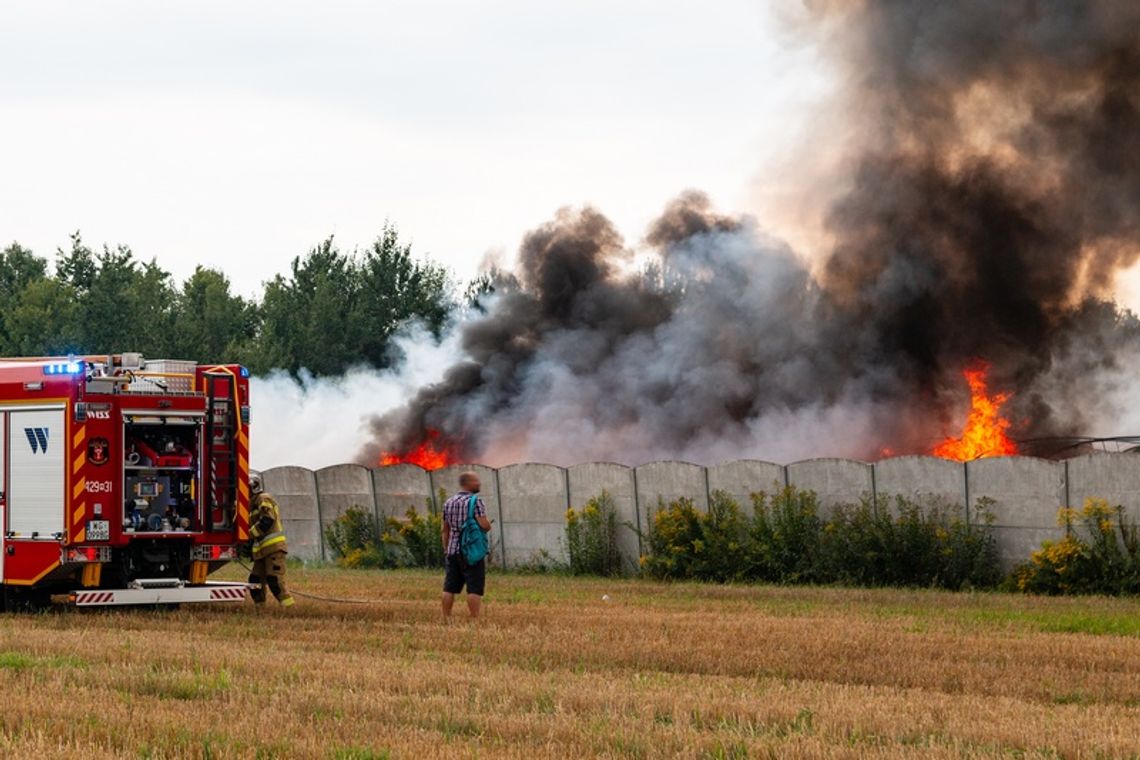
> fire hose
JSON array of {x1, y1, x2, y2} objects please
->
[{"x1": 235, "y1": 559, "x2": 381, "y2": 605}]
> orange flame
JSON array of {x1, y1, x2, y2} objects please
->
[
  {"x1": 932, "y1": 364, "x2": 1018, "y2": 461},
  {"x1": 378, "y1": 429, "x2": 457, "y2": 470}
]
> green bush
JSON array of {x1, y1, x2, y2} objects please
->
[
  {"x1": 748, "y1": 487, "x2": 823, "y2": 584},
  {"x1": 565, "y1": 491, "x2": 624, "y2": 576},
  {"x1": 940, "y1": 498, "x2": 1003, "y2": 590},
  {"x1": 641, "y1": 491, "x2": 749, "y2": 582},
  {"x1": 641, "y1": 497, "x2": 703, "y2": 580},
  {"x1": 324, "y1": 503, "x2": 444, "y2": 570},
  {"x1": 389, "y1": 499, "x2": 445, "y2": 569},
  {"x1": 324, "y1": 507, "x2": 384, "y2": 563},
  {"x1": 694, "y1": 491, "x2": 750, "y2": 582},
  {"x1": 820, "y1": 495, "x2": 999, "y2": 589},
  {"x1": 1014, "y1": 498, "x2": 1140, "y2": 595},
  {"x1": 642, "y1": 488, "x2": 1000, "y2": 590}
]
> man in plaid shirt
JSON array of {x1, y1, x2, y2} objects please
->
[{"x1": 441, "y1": 471, "x2": 492, "y2": 619}]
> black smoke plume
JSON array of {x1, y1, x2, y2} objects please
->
[{"x1": 363, "y1": 0, "x2": 1140, "y2": 466}]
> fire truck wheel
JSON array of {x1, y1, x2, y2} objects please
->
[{"x1": 2, "y1": 586, "x2": 50, "y2": 613}]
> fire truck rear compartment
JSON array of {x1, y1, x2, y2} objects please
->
[
  {"x1": 118, "y1": 537, "x2": 192, "y2": 580},
  {"x1": 123, "y1": 418, "x2": 200, "y2": 534}
]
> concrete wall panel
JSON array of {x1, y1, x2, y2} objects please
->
[
  {"x1": 706, "y1": 460, "x2": 786, "y2": 515},
  {"x1": 430, "y1": 464, "x2": 504, "y2": 565},
  {"x1": 371, "y1": 465, "x2": 434, "y2": 519},
  {"x1": 873, "y1": 456, "x2": 967, "y2": 517},
  {"x1": 497, "y1": 463, "x2": 569, "y2": 567},
  {"x1": 314, "y1": 465, "x2": 376, "y2": 556},
  {"x1": 635, "y1": 461, "x2": 709, "y2": 533},
  {"x1": 568, "y1": 462, "x2": 638, "y2": 569},
  {"x1": 967, "y1": 457, "x2": 1066, "y2": 568},
  {"x1": 786, "y1": 458, "x2": 873, "y2": 515},
  {"x1": 1065, "y1": 453, "x2": 1140, "y2": 523},
  {"x1": 262, "y1": 466, "x2": 321, "y2": 561}
]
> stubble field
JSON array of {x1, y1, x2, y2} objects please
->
[{"x1": 0, "y1": 566, "x2": 1138, "y2": 759}]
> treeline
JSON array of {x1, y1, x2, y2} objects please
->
[{"x1": 0, "y1": 226, "x2": 457, "y2": 376}]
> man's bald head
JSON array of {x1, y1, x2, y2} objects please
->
[{"x1": 459, "y1": 471, "x2": 481, "y2": 493}]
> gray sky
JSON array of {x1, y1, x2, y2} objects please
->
[{"x1": 0, "y1": 1, "x2": 839, "y2": 293}]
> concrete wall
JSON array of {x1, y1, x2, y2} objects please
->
[
  {"x1": 567, "y1": 462, "x2": 639, "y2": 567},
  {"x1": 264, "y1": 454, "x2": 1140, "y2": 573},
  {"x1": 262, "y1": 466, "x2": 322, "y2": 561},
  {"x1": 786, "y1": 459, "x2": 874, "y2": 516},
  {"x1": 497, "y1": 463, "x2": 569, "y2": 568},
  {"x1": 967, "y1": 457, "x2": 1066, "y2": 568},
  {"x1": 873, "y1": 456, "x2": 967, "y2": 518},
  {"x1": 1065, "y1": 453, "x2": 1140, "y2": 523},
  {"x1": 314, "y1": 464, "x2": 375, "y2": 536},
  {"x1": 635, "y1": 461, "x2": 708, "y2": 534},
  {"x1": 372, "y1": 464, "x2": 433, "y2": 519},
  {"x1": 706, "y1": 460, "x2": 786, "y2": 515}
]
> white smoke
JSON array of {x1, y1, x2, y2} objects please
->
[{"x1": 249, "y1": 324, "x2": 463, "y2": 469}]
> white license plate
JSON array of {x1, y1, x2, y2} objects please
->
[{"x1": 86, "y1": 520, "x2": 110, "y2": 541}]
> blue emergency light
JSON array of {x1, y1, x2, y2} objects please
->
[{"x1": 43, "y1": 361, "x2": 83, "y2": 376}]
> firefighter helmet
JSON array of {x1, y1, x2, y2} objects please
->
[{"x1": 250, "y1": 470, "x2": 264, "y2": 495}]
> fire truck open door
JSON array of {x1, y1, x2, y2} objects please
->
[{"x1": 203, "y1": 372, "x2": 240, "y2": 531}]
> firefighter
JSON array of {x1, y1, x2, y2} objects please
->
[{"x1": 247, "y1": 471, "x2": 295, "y2": 608}]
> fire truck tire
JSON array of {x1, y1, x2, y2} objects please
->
[{"x1": 2, "y1": 586, "x2": 50, "y2": 613}]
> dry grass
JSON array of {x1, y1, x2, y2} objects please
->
[{"x1": 0, "y1": 566, "x2": 1138, "y2": 759}]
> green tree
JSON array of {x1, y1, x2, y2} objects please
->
[
  {"x1": 55, "y1": 233, "x2": 177, "y2": 354},
  {"x1": 168, "y1": 267, "x2": 259, "y2": 363},
  {"x1": 3, "y1": 278, "x2": 81, "y2": 356},
  {"x1": 55, "y1": 232, "x2": 96, "y2": 291},
  {"x1": 355, "y1": 224, "x2": 451, "y2": 365},
  {"x1": 253, "y1": 237, "x2": 360, "y2": 376},
  {"x1": 2, "y1": 225, "x2": 454, "y2": 373},
  {"x1": 0, "y1": 243, "x2": 49, "y2": 353},
  {"x1": 253, "y1": 227, "x2": 452, "y2": 376}
]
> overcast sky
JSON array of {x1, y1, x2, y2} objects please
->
[{"x1": 0, "y1": 1, "x2": 841, "y2": 294}]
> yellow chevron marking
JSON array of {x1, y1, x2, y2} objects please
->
[
  {"x1": 73, "y1": 477, "x2": 86, "y2": 500},
  {"x1": 5, "y1": 561, "x2": 61, "y2": 586},
  {"x1": 74, "y1": 528, "x2": 86, "y2": 543},
  {"x1": 73, "y1": 428, "x2": 86, "y2": 448},
  {"x1": 72, "y1": 503, "x2": 86, "y2": 523},
  {"x1": 73, "y1": 452, "x2": 86, "y2": 475}
]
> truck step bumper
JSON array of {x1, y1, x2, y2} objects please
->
[{"x1": 66, "y1": 581, "x2": 251, "y2": 607}]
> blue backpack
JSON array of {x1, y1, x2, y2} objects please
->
[{"x1": 459, "y1": 494, "x2": 489, "y2": 565}]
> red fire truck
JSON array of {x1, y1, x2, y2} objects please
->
[{"x1": 0, "y1": 353, "x2": 252, "y2": 608}]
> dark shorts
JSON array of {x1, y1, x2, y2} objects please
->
[{"x1": 443, "y1": 554, "x2": 486, "y2": 596}]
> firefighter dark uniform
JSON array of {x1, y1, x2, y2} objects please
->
[{"x1": 248, "y1": 491, "x2": 294, "y2": 607}]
